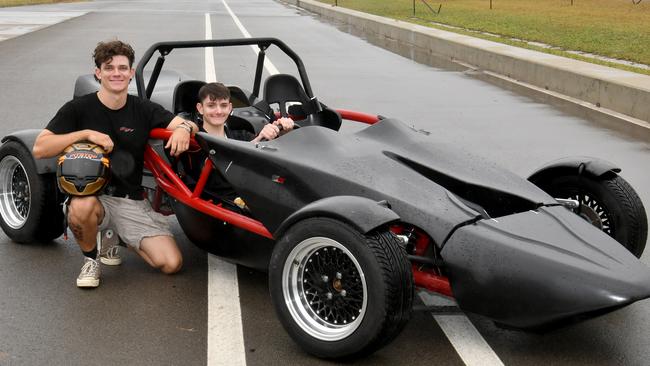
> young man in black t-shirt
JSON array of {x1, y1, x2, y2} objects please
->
[
  {"x1": 185, "y1": 82, "x2": 293, "y2": 204},
  {"x1": 33, "y1": 40, "x2": 198, "y2": 288}
]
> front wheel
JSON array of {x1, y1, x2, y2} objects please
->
[
  {"x1": 537, "y1": 172, "x2": 647, "y2": 257},
  {"x1": 269, "y1": 217, "x2": 413, "y2": 359},
  {"x1": 0, "y1": 141, "x2": 63, "y2": 243}
]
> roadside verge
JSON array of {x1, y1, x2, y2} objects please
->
[{"x1": 282, "y1": 0, "x2": 650, "y2": 131}]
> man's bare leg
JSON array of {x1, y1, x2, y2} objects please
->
[
  {"x1": 135, "y1": 235, "x2": 183, "y2": 274},
  {"x1": 67, "y1": 196, "x2": 105, "y2": 287},
  {"x1": 67, "y1": 196, "x2": 104, "y2": 252}
]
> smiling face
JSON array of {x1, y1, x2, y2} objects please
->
[
  {"x1": 197, "y1": 97, "x2": 232, "y2": 129},
  {"x1": 94, "y1": 55, "x2": 134, "y2": 95}
]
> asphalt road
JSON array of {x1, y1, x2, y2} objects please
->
[{"x1": 0, "y1": 1, "x2": 649, "y2": 365}]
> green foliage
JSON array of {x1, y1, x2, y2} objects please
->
[
  {"x1": 319, "y1": 0, "x2": 650, "y2": 73},
  {"x1": 0, "y1": 0, "x2": 79, "y2": 7}
]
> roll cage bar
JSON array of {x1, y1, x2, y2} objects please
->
[
  {"x1": 135, "y1": 39, "x2": 448, "y2": 298},
  {"x1": 134, "y1": 38, "x2": 314, "y2": 101}
]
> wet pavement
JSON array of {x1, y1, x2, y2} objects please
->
[{"x1": 0, "y1": 0, "x2": 648, "y2": 365}]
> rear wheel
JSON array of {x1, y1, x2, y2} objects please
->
[
  {"x1": 537, "y1": 172, "x2": 647, "y2": 257},
  {"x1": 0, "y1": 141, "x2": 63, "y2": 243},
  {"x1": 269, "y1": 217, "x2": 412, "y2": 359}
]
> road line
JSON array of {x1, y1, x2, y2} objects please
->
[
  {"x1": 419, "y1": 292, "x2": 504, "y2": 366},
  {"x1": 205, "y1": 13, "x2": 217, "y2": 83},
  {"x1": 220, "y1": 0, "x2": 280, "y2": 75},
  {"x1": 206, "y1": 13, "x2": 246, "y2": 366},
  {"x1": 207, "y1": 254, "x2": 246, "y2": 366}
]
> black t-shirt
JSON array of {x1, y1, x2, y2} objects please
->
[
  {"x1": 46, "y1": 93, "x2": 175, "y2": 196},
  {"x1": 182, "y1": 124, "x2": 255, "y2": 202},
  {"x1": 223, "y1": 124, "x2": 255, "y2": 141}
]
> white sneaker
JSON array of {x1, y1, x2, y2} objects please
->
[
  {"x1": 98, "y1": 229, "x2": 122, "y2": 266},
  {"x1": 77, "y1": 257, "x2": 100, "y2": 288}
]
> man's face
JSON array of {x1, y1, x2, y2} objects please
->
[
  {"x1": 94, "y1": 55, "x2": 134, "y2": 94},
  {"x1": 197, "y1": 97, "x2": 232, "y2": 128}
]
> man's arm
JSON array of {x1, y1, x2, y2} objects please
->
[
  {"x1": 164, "y1": 116, "x2": 198, "y2": 156},
  {"x1": 166, "y1": 116, "x2": 198, "y2": 134},
  {"x1": 33, "y1": 129, "x2": 114, "y2": 159}
]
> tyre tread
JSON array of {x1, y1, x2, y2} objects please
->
[
  {"x1": 602, "y1": 174, "x2": 648, "y2": 256},
  {"x1": 359, "y1": 229, "x2": 413, "y2": 355}
]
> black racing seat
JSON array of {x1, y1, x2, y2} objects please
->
[
  {"x1": 263, "y1": 74, "x2": 315, "y2": 117},
  {"x1": 173, "y1": 81, "x2": 256, "y2": 123},
  {"x1": 172, "y1": 80, "x2": 206, "y2": 123},
  {"x1": 263, "y1": 74, "x2": 342, "y2": 131}
]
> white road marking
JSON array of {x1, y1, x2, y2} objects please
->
[
  {"x1": 220, "y1": 0, "x2": 280, "y2": 76},
  {"x1": 207, "y1": 254, "x2": 246, "y2": 366},
  {"x1": 206, "y1": 12, "x2": 246, "y2": 366},
  {"x1": 419, "y1": 292, "x2": 505, "y2": 366},
  {"x1": 0, "y1": 11, "x2": 86, "y2": 41},
  {"x1": 205, "y1": 13, "x2": 217, "y2": 83}
]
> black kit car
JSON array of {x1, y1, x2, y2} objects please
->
[{"x1": 0, "y1": 38, "x2": 648, "y2": 359}]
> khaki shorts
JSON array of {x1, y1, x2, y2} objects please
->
[{"x1": 97, "y1": 195, "x2": 172, "y2": 250}]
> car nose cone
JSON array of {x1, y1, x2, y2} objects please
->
[{"x1": 441, "y1": 205, "x2": 650, "y2": 329}]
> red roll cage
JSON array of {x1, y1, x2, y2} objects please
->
[{"x1": 144, "y1": 109, "x2": 452, "y2": 298}]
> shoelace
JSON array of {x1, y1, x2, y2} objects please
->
[
  {"x1": 103, "y1": 246, "x2": 120, "y2": 258},
  {"x1": 80, "y1": 259, "x2": 99, "y2": 276}
]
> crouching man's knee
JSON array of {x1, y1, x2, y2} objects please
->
[
  {"x1": 161, "y1": 255, "x2": 183, "y2": 274},
  {"x1": 139, "y1": 235, "x2": 183, "y2": 275},
  {"x1": 67, "y1": 196, "x2": 102, "y2": 227}
]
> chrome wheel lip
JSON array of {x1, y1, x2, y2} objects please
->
[
  {"x1": 0, "y1": 156, "x2": 30, "y2": 229},
  {"x1": 282, "y1": 236, "x2": 367, "y2": 341}
]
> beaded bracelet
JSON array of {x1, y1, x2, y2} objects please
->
[{"x1": 176, "y1": 124, "x2": 192, "y2": 133}]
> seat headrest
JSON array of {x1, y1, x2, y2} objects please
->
[
  {"x1": 263, "y1": 74, "x2": 312, "y2": 114},
  {"x1": 173, "y1": 80, "x2": 207, "y2": 115}
]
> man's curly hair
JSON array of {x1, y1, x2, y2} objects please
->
[{"x1": 92, "y1": 40, "x2": 135, "y2": 68}]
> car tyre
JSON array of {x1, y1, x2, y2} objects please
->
[
  {"x1": 0, "y1": 141, "x2": 63, "y2": 243},
  {"x1": 269, "y1": 217, "x2": 413, "y2": 359},
  {"x1": 537, "y1": 172, "x2": 647, "y2": 257}
]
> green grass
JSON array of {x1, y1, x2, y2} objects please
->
[
  {"x1": 318, "y1": 0, "x2": 650, "y2": 74},
  {"x1": 0, "y1": 0, "x2": 80, "y2": 7}
]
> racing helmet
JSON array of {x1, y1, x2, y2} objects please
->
[{"x1": 57, "y1": 142, "x2": 110, "y2": 196}]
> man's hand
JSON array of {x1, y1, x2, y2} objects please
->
[
  {"x1": 251, "y1": 117, "x2": 295, "y2": 143},
  {"x1": 164, "y1": 117, "x2": 196, "y2": 156},
  {"x1": 274, "y1": 117, "x2": 294, "y2": 135},
  {"x1": 252, "y1": 124, "x2": 281, "y2": 143},
  {"x1": 165, "y1": 127, "x2": 191, "y2": 156},
  {"x1": 86, "y1": 130, "x2": 114, "y2": 153}
]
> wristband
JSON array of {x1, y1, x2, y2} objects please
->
[
  {"x1": 181, "y1": 120, "x2": 195, "y2": 134},
  {"x1": 176, "y1": 124, "x2": 192, "y2": 133}
]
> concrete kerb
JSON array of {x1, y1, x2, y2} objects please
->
[{"x1": 283, "y1": 0, "x2": 650, "y2": 129}]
